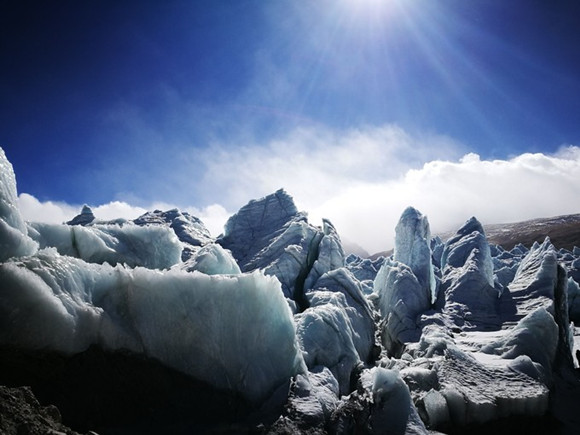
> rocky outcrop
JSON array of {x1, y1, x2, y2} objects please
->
[
  {"x1": 66, "y1": 205, "x2": 95, "y2": 226},
  {"x1": 134, "y1": 208, "x2": 213, "y2": 260},
  {"x1": 0, "y1": 385, "x2": 81, "y2": 435}
]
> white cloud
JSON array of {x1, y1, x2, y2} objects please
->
[
  {"x1": 18, "y1": 193, "x2": 80, "y2": 224},
  {"x1": 312, "y1": 146, "x2": 580, "y2": 252},
  {"x1": 185, "y1": 204, "x2": 231, "y2": 237},
  {"x1": 17, "y1": 125, "x2": 580, "y2": 255},
  {"x1": 18, "y1": 194, "x2": 230, "y2": 239},
  {"x1": 199, "y1": 124, "x2": 465, "y2": 210},
  {"x1": 93, "y1": 202, "x2": 147, "y2": 221},
  {"x1": 197, "y1": 127, "x2": 580, "y2": 253}
]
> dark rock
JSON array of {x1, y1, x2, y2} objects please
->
[
  {"x1": 0, "y1": 385, "x2": 81, "y2": 435},
  {"x1": 0, "y1": 345, "x2": 270, "y2": 434},
  {"x1": 66, "y1": 206, "x2": 95, "y2": 226}
]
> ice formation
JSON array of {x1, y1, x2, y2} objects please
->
[
  {"x1": 393, "y1": 207, "x2": 436, "y2": 301},
  {"x1": 373, "y1": 260, "x2": 430, "y2": 355},
  {"x1": 219, "y1": 189, "x2": 374, "y2": 395},
  {"x1": 440, "y1": 217, "x2": 501, "y2": 330},
  {"x1": 28, "y1": 221, "x2": 182, "y2": 269},
  {"x1": 0, "y1": 148, "x2": 38, "y2": 260},
  {"x1": 0, "y1": 250, "x2": 304, "y2": 402},
  {"x1": 372, "y1": 209, "x2": 435, "y2": 356},
  {"x1": 1, "y1": 146, "x2": 580, "y2": 433},
  {"x1": 218, "y1": 189, "x2": 346, "y2": 310}
]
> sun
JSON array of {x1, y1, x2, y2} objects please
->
[{"x1": 338, "y1": 0, "x2": 400, "y2": 20}]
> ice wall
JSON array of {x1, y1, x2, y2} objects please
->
[
  {"x1": 218, "y1": 189, "x2": 300, "y2": 269},
  {"x1": 218, "y1": 190, "x2": 346, "y2": 310},
  {"x1": 0, "y1": 148, "x2": 38, "y2": 260},
  {"x1": 0, "y1": 249, "x2": 305, "y2": 402},
  {"x1": 28, "y1": 221, "x2": 182, "y2": 269},
  {"x1": 298, "y1": 268, "x2": 376, "y2": 394}
]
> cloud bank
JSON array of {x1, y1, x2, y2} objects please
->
[
  {"x1": 18, "y1": 194, "x2": 230, "y2": 240},
  {"x1": 314, "y1": 147, "x2": 580, "y2": 252},
  {"x1": 17, "y1": 125, "x2": 580, "y2": 254}
]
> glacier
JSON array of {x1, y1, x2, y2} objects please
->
[{"x1": 1, "y1": 146, "x2": 580, "y2": 434}]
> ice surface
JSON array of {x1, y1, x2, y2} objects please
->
[
  {"x1": 0, "y1": 148, "x2": 38, "y2": 260},
  {"x1": 0, "y1": 249, "x2": 305, "y2": 402},
  {"x1": 493, "y1": 263, "x2": 518, "y2": 289},
  {"x1": 283, "y1": 367, "x2": 340, "y2": 427},
  {"x1": 218, "y1": 190, "x2": 315, "y2": 301},
  {"x1": 507, "y1": 355, "x2": 546, "y2": 381},
  {"x1": 568, "y1": 277, "x2": 580, "y2": 322},
  {"x1": 481, "y1": 307, "x2": 559, "y2": 370},
  {"x1": 502, "y1": 238, "x2": 564, "y2": 325},
  {"x1": 303, "y1": 219, "x2": 345, "y2": 291},
  {"x1": 438, "y1": 347, "x2": 549, "y2": 425},
  {"x1": 441, "y1": 217, "x2": 494, "y2": 286},
  {"x1": 345, "y1": 254, "x2": 384, "y2": 294},
  {"x1": 430, "y1": 236, "x2": 444, "y2": 270},
  {"x1": 218, "y1": 189, "x2": 300, "y2": 269},
  {"x1": 419, "y1": 389, "x2": 450, "y2": 428},
  {"x1": 29, "y1": 221, "x2": 182, "y2": 269}
]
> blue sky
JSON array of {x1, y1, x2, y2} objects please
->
[{"x1": 2, "y1": 0, "x2": 580, "y2": 251}]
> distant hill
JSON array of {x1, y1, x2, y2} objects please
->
[{"x1": 438, "y1": 213, "x2": 580, "y2": 252}]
